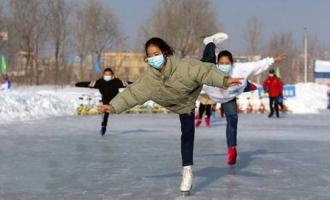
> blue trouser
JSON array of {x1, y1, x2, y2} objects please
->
[
  {"x1": 221, "y1": 98, "x2": 238, "y2": 147},
  {"x1": 179, "y1": 112, "x2": 195, "y2": 166},
  {"x1": 328, "y1": 96, "x2": 330, "y2": 108}
]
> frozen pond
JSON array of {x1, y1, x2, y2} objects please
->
[{"x1": 1, "y1": 112, "x2": 330, "y2": 200}]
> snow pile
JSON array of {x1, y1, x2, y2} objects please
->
[
  {"x1": 237, "y1": 83, "x2": 328, "y2": 114},
  {"x1": 284, "y1": 83, "x2": 328, "y2": 113},
  {"x1": 0, "y1": 83, "x2": 328, "y2": 124},
  {"x1": 0, "y1": 86, "x2": 101, "y2": 123}
]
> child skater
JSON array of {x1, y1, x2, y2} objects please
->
[
  {"x1": 75, "y1": 68, "x2": 131, "y2": 135},
  {"x1": 201, "y1": 33, "x2": 286, "y2": 166}
]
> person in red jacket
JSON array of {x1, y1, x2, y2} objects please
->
[{"x1": 263, "y1": 69, "x2": 283, "y2": 118}]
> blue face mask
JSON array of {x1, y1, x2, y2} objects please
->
[
  {"x1": 147, "y1": 55, "x2": 165, "y2": 69},
  {"x1": 216, "y1": 64, "x2": 232, "y2": 74},
  {"x1": 103, "y1": 75, "x2": 112, "y2": 82}
]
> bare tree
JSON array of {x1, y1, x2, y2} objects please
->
[
  {"x1": 32, "y1": 2, "x2": 49, "y2": 85},
  {"x1": 45, "y1": 0, "x2": 70, "y2": 85},
  {"x1": 305, "y1": 34, "x2": 323, "y2": 81},
  {"x1": 71, "y1": 4, "x2": 91, "y2": 80},
  {"x1": 266, "y1": 32, "x2": 300, "y2": 84},
  {"x1": 83, "y1": 1, "x2": 121, "y2": 78},
  {"x1": 0, "y1": 3, "x2": 7, "y2": 53},
  {"x1": 9, "y1": 0, "x2": 49, "y2": 85},
  {"x1": 139, "y1": 0, "x2": 220, "y2": 58},
  {"x1": 243, "y1": 16, "x2": 264, "y2": 83},
  {"x1": 244, "y1": 16, "x2": 263, "y2": 56}
]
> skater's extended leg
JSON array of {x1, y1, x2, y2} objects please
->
[
  {"x1": 198, "y1": 42, "x2": 216, "y2": 129},
  {"x1": 200, "y1": 42, "x2": 217, "y2": 127},
  {"x1": 201, "y1": 42, "x2": 217, "y2": 64},
  {"x1": 203, "y1": 32, "x2": 228, "y2": 49}
]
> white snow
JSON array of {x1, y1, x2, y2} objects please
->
[
  {"x1": 0, "y1": 86, "x2": 101, "y2": 123},
  {"x1": 315, "y1": 59, "x2": 330, "y2": 72},
  {"x1": 237, "y1": 82, "x2": 328, "y2": 114},
  {"x1": 0, "y1": 83, "x2": 329, "y2": 124}
]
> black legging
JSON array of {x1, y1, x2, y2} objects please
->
[
  {"x1": 269, "y1": 97, "x2": 280, "y2": 117},
  {"x1": 198, "y1": 103, "x2": 211, "y2": 119},
  {"x1": 180, "y1": 112, "x2": 195, "y2": 166},
  {"x1": 101, "y1": 112, "x2": 109, "y2": 127},
  {"x1": 101, "y1": 102, "x2": 110, "y2": 127}
]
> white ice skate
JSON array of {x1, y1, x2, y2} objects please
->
[
  {"x1": 203, "y1": 32, "x2": 229, "y2": 48},
  {"x1": 180, "y1": 166, "x2": 193, "y2": 196}
]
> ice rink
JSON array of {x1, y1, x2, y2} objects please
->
[{"x1": 1, "y1": 112, "x2": 330, "y2": 200}]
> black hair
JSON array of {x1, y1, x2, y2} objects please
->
[
  {"x1": 103, "y1": 68, "x2": 114, "y2": 74},
  {"x1": 217, "y1": 50, "x2": 234, "y2": 64},
  {"x1": 269, "y1": 69, "x2": 275, "y2": 74},
  {"x1": 145, "y1": 37, "x2": 175, "y2": 57}
]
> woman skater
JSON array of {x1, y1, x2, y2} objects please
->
[
  {"x1": 98, "y1": 37, "x2": 242, "y2": 194},
  {"x1": 200, "y1": 33, "x2": 286, "y2": 166},
  {"x1": 75, "y1": 68, "x2": 131, "y2": 136}
]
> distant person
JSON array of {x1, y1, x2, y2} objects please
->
[
  {"x1": 0, "y1": 74, "x2": 11, "y2": 91},
  {"x1": 278, "y1": 93, "x2": 287, "y2": 112},
  {"x1": 263, "y1": 69, "x2": 283, "y2": 118},
  {"x1": 195, "y1": 94, "x2": 213, "y2": 127},
  {"x1": 75, "y1": 68, "x2": 131, "y2": 136}
]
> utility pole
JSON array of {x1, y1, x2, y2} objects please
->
[{"x1": 304, "y1": 27, "x2": 308, "y2": 83}]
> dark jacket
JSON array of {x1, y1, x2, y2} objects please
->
[{"x1": 75, "y1": 78, "x2": 131, "y2": 104}]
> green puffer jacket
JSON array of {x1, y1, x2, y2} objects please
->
[{"x1": 110, "y1": 56, "x2": 229, "y2": 114}]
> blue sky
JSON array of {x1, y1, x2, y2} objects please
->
[{"x1": 83, "y1": 0, "x2": 330, "y2": 54}]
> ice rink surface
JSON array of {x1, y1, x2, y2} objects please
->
[{"x1": 1, "y1": 112, "x2": 330, "y2": 200}]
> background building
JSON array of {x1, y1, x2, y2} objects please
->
[{"x1": 102, "y1": 52, "x2": 148, "y2": 81}]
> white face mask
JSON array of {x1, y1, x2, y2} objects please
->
[
  {"x1": 103, "y1": 75, "x2": 112, "y2": 81},
  {"x1": 147, "y1": 54, "x2": 165, "y2": 69},
  {"x1": 216, "y1": 64, "x2": 232, "y2": 74},
  {"x1": 269, "y1": 74, "x2": 274, "y2": 77}
]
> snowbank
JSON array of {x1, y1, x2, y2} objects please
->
[
  {"x1": 0, "y1": 83, "x2": 328, "y2": 124},
  {"x1": 0, "y1": 86, "x2": 101, "y2": 124},
  {"x1": 237, "y1": 83, "x2": 328, "y2": 114}
]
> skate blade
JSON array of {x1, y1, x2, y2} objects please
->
[
  {"x1": 181, "y1": 186, "x2": 192, "y2": 197},
  {"x1": 181, "y1": 191, "x2": 191, "y2": 197}
]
